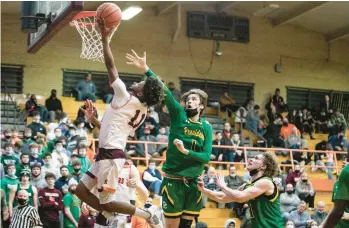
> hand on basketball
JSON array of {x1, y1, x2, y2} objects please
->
[
  {"x1": 173, "y1": 139, "x2": 189, "y2": 155},
  {"x1": 216, "y1": 173, "x2": 227, "y2": 189},
  {"x1": 126, "y1": 50, "x2": 149, "y2": 72},
  {"x1": 97, "y1": 18, "x2": 113, "y2": 38},
  {"x1": 80, "y1": 100, "x2": 95, "y2": 121}
]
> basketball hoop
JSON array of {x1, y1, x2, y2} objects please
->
[{"x1": 70, "y1": 11, "x2": 117, "y2": 63}]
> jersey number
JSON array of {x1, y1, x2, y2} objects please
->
[
  {"x1": 128, "y1": 110, "x2": 146, "y2": 129},
  {"x1": 118, "y1": 177, "x2": 126, "y2": 184}
]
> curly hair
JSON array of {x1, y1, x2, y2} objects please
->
[
  {"x1": 262, "y1": 152, "x2": 279, "y2": 177},
  {"x1": 143, "y1": 77, "x2": 164, "y2": 107},
  {"x1": 181, "y1": 89, "x2": 208, "y2": 115}
]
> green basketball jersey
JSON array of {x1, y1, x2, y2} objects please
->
[
  {"x1": 243, "y1": 176, "x2": 284, "y2": 228},
  {"x1": 145, "y1": 69, "x2": 213, "y2": 178},
  {"x1": 332, "y1": 165, "x2": 349, "y2": 228}
]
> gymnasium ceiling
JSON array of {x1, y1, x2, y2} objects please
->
[{"x1": 2, "y1": 1, "x2": 349, "y2": 42}]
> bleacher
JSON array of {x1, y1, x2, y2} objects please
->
[{"x1": 2, "y1": 94, "x2": 348, "y2": 227}]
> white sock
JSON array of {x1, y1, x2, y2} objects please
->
[{"x1": 134, "y1": 207, "x2": 151, "y2": 220}]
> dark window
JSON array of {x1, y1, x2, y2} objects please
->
[
  {"x1": 1, "y1": 64, "x2": 24, "y2": 94},
  {"x1": 62, "y1": 69, "x2": 143, "y2": 97}
]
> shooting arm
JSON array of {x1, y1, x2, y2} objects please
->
[{"x1": 101, "y1": 36, "x2": 118, "y2": 85}]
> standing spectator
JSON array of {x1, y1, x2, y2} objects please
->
[
  {"x1": 314, "y1": 108, "x2": 329, "y2": 133},
  {"x1": 295, "y1": 173, "x2": 316, "y2": 210},
  {"x1": 1, "y1": 164, "x2": 20, "y2": 203},
  {"x1": 63, "y1": 178, "x2": 81, "y2": 228},
  {"x1": 281, "y1": 118, "x2": 300, "y2": 140},
  {"x1": 54, "y1": 166, "x2": 70, "y2": 196},
  {"x1": 46, "y1": 123, "x2": 59, "y2": 142},
  {"x1": 288, "y1": 201, "x2": 313, "y2": 228},
  {"x1": 265, "y1": 113, "x2": 285, "y2": 148},
  {"x1": 142, "y1": 159, "x2": 162, "y2": 198},
  {"x1": 286, "y1": 164, "x2": 303, "y2": 187},
  {"x1": 167, "y1": 82, "x2": 180, "y2": 102},
  {"x1": 51, "y1": 141, "x2": 69, "y2": 169},
  {"x1": 39, "y1": 172, "x2": 63, "y2": 228},
  {"x1": 13, "y1": 141, "x2": 23, "y2": 160},
  {"x1": 75, "y1": 119, "x2": 88, "y2": 139},
  {"x1": 45, "y1": 89, "x2": 64, "y2": 123},
  {"x1": 69, "y1": 159, "x2": 84, "y2": 183},
  {"x1": 46, "y1": 128, "x2": 62, "y2": 152},
  {"x1": 75, "y1": 73, "x2": 97, "y2": 102},
  {"x1": 41, "y1": 153, "x2": 61, "y2": 179},
  {"x1": 9, "y1": 170, "x2": 38, "y2": 217},
  {"x1": 1, "y1": 143, "x2": 19, "y2": 167},
  {"x1": 272, "y1": 88, "x2": 288, "y2": 113},
  {"x1": 1, "y1": 128, "x2": 12, "y2": 148},
  {"x1": 202, "y1": 167, "x2": 219, "y2": 207},
  {"x1": 30, "y1": 163, "x2": 47, "y2": 190},
  {"x1": 136, "y1": 127, "x2": 158, "y2": 157},
  {"x1": 319, "y1": 95, "x2": 333, "y2": 117},
  {"x1": 29, "y1": 143, "x2": 45, "y2": 167},
  {"x1": 158, "y1": 104, "x2": 170, "y2": 128},
  {"x1": 280, "y1": 184, "x2": 301, "y2": 222},
  {"x1": 222, "y1": 122, "x2": 234, "y2": 142},
  {"x1": 9, "y1": 190, "x2": 43, "y2": 228},
  {"x1": 22, "y1": 128, "x2": 35, "y2": 153},
  {"x1": 211, "y1": 132, "x2": 225, "y2": 164},
  {"x1": 310, "y1": 201, "x2": 328, "y2": 225},
  {"x1": 235, "y1": 105, "x2": 247, "y2": 132},
  {"x1": 245, "y1": 105, "x2": 261, "y2": 132},
  {"x1": 1, "y1": 189, "x2": 9, "y2": 228},
  {"x1": 328, "y1": 131, "x2": 348, "y2": 156},
  {"x1": 68, "y1": 145, "x2": 91, "y2": 174},
  {"x1": 11, "y1": 130, "x2": 22, "y2": 146},
  {"x1": 27, "y1": 111, "x2": 47, "y2": 138},
  {"x1": 287, "y1": 127, "x2": 302, "y2": 149},
  {"x1": 25, "y1": 94, "x2": 48, "y2": 122}
]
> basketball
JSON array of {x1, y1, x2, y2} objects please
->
[{"x1": 96, "y1": 3, "x2": 122, "y2": 28}]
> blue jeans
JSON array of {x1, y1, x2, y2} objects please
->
[
  {"x1": 104, "y1": 94, "x2": 113, "y2": 104},
  {"x1": 76, "y1": 91, "x2": 97, "y2": 102},
  {"x1": 288, "y1": 144, "x2": 300, "y2": 149},
  {"x1": 149, "y1": 180, "x2": 162, "y2": 195},
  {"x1": 326, "y1": 162, "x2": 334, "y2": 180}
]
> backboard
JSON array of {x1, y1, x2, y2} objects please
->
[{"x1": 24, "y1": 1, "x2": 84, "y2": 53}]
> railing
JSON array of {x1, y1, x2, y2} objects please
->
[
  {"x1": 1, "y1": 78, "x2": 20, "y2": 130},
  {"x1": 91, "y1": 139, "x2": 347, "y2": 174}
]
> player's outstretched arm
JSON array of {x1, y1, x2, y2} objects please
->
[
  {"x1": 319, "y1": 200, "x2": 348, "y2": 228},
  {"x1": 80, "y1": 100, "x2": 101, "y2": 129},
  {"x1": 197, "y1": 176, "x2": 230, "y2": 203},
  {"x1": 98, "y1": 18, "x2": 119, "y2": 85}
]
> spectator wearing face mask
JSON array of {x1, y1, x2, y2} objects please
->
[
  {"x1": 63, "y1": 178, "x2": 81, "y2": 228},
  {"x1": 280, "y1": 184, "x2": 301, "y2": 222},
  {"x1": 46, "y1": 128, "x2": 63, "y2": 152},
  {"x1": 167, "y1": 82, "x2": 181, "y2": 102},
  {"x1": 45, "y1": 89, "x2": 64, "y2": 123},
  {"x1": 51, "y1": 141, "x2": 69, "y2": 170},
  {"x1": 70, "y1": 145, "x2": 91, "y2": 174},
  {"x1": 29, "y1": 143, "x2": 44, "y2": 167},
  {"x1": 286, "y1": 164, "x2": 303, "y2": 187},
  {"x1": 138, "y1": 109, "x2": 160, "y2": 138},
  {"x1": 156, "y1": 126, "x2": 168, "y2": 156},
  {"x1": 1, "y1": 143, "x2": 19, "y2": 167},
  {"x1": 30, "y1": 163, "x2": 47, "y2": 190},
  {"x1": 131, "y1": 197, "x2": 154, "y2": 227},
  {"x1": 136, "y1": 126, "x2": 158, "y2": 157},
  {"x1": 75, "y1": 137, "x2": 95, "y2": 164},
  {"x1": 15, "y1": 153, "x2": 31, "y2": 177},
  {"x1": 75, "y1": 119, "x2": 88, "y2": 139},
  {"x1": 142, "y1": 159, "x2": 162, "y2": 198},
  {"x1": 310, "y1": 201, "x2": 328, "y2": 225},
  {"x1": 1, "y1": 128, "x2": 13, "y2": 148},
  {"x1": 1, "y1": 164, "x2": 20, "y2": 203},
  {"x1": 41, "y1": 153, "x2": 61, "y2": 179},
  {"x1": 21, "y1": 128, "x2": 35, "y2": 153},
  {"x1": 69, "y1": 158, "x2": 84, "y2": 183},
  {"x1": 46, "y1": 122, "x2": 59, "y2": 142},
  {"x1": 27, "y1": 111, "x2": 47, "y2": 139},
  {"x1": 295, "y1": 173, "x2": 316, "y2": 210}
]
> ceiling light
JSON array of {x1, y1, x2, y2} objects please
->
[{"x1": 122, "y1": 6, "x2": 143, "y2": 20}]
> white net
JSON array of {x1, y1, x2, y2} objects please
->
[{"x1": 71, "y1": 14, "x2": 117, "y2": 62}]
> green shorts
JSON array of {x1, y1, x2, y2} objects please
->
[{"x1": 160, "y1": 177, "x2": 202, "y2": 218}]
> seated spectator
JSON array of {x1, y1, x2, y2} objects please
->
[
  {"x1": 219, "y1": 91, "x2": 237, "y2": 117},
  {"x1": 41, "y1": 153, "x2": 61, "y2": 179},
  {"x1": 211, "y1": 131, "x2": 225, "y2": 165},
  {"x1": 224, "y1": 219, "x2": 236, "y2": 228},
  {"x1": 25, "y1": 94, "x2": 48, "y2": 122},
  {"x1": 280, "y1": 184, "x2": 301, "y2": 222},
  {"x1": 281, "y1": 118, "x2": 300, "y2": 140},
  {"x1": 272, "y1": 88, "x2": 288, "y2": 113},
  {"x1": 329, "y1": 109, "x2": 347, "y2": 135},
  {"x1": 38, "y1": 172, "x2": 63, "y2": 228},
  {"x1": 54, "y1": 166, "x2": 70, "y2": 196},
  {"x1": 51, "y1": 141, "x2": 69, "y2": 169},
  {"x1": 102, "y1": 84, "x2": 113, "y2": 104},
  {"x1": 21, "y1": 128, "x2": 35, "y2": 153},
  {"x1": 9, "y1": 170, "x2": 38, "y2": 215},
  {"x1": 311, "y1": 143, "x2": 326, "y2": 174},
  {"x1": 225, "y1": 133, "x2": 244, "y2": 163},
  {"x1": 301, "y1": 109, "x2": 315, "y2": 140},
  {"x1": 273, "y1": 169, "x2": 286, "y2": 193},
  {"x1": 310, "y1": 201, "x2": 328, "y2": 225},
  {"x1": 314, "y1": 108, "x2": 329, "y2": 133},
  {"x1": 30, "y1": 163, "x2": 46, "y2": 190},
  {"x1": 29, "y1": 143, "x2": 44, "y2": 167},
  {"x1": 139, "y1": 109, "x2": 159, "y2": 138},
  {"x1": 167, "y1": 82, "x2": 181, "y2": 102},
  {"x1": 202, "y1": 167, "x2": 219, "y2": 207},
  {"x1": 75, "y1": 73, "x2": 97, "y2": 102},
  {"x1": 328, "y1": 131, "x2": 348, "y2": 158},
  {"x1": 1, "y1": 143, "x2": 19, "y2": 167},
  {"x1": 235, "y1": 105, "x2": 247, "y2": 132},
  {"x1": 63, "y1": 178, "x2": 81, "y2": 228},
  {"x1": 289, "y1": 201, "x2": 313, "y2": 228},
  {"x1": 58, "y1": 118, "x2": 71, "y2": 136},
  {"x1": 324, "y1": 145, "x2": 334, "y2": 180},
  {"x1": 75, "y1": 119, "x2": 88, "y2": 139},
  {"x1": 136, "y1": 127, "x2": 158, "y2": 158},
  {"x1": 286, "y1": 164, "x2": 303, "y2": 187},
  {"x1": 142, "y1": 159, "x2": 162, "y2": 198},
  {"x1": 45, "y1": 89, "x2": 65, "y2": 123},
  {"x1": 158, "y1": 104, "x2": 170, "y2": 129},
  {"x1": 223, "y1": 122, "x2": 234, "y2": 141},
  {"x1": 287, "y1": 127, "x2": 302, "y2": 149},
  {"x1": 156, "y1": 126, "x2": 168, "y2": 155},
  {"x1": 15, "y1": 153, "x2": 31, "y2": 177},
  {"x1": 66, "y1": 126, "x2": 80, "y2": 152},
  {"x1": 1, "y1": 128, "x2": 12, "y2": 148},
  {"x1": 245, "y1": 105, "x2": 261, "y2": 132},
  {"x1": 295, "y1": 173, "x2": 315, "y2": 210}
]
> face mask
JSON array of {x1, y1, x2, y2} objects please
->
[
  {"x1": 8, "y1": 171, "x2": 15, "y2": 177},
  {"x1": 24, "y1": 135, "x2": 32, "y2": 139},
  {"x1": 144, "y1": 203, "x2": 152, "y2": 209},
  {"x1": 302, "y1": 179, "x2": 308, "y2": 183},
  {"x1": 283, "y1": 122, "x2": 288, "y2": 126},
  {"x1": 144, "y1": 131, "x2": 150, "y2": 136},
  {"x1": 17, "y1": 198, "x2": 28, "y2": 206},
  {"x1": 339, "y1": 135, "x2": 344, "y2": 140},
  {"x1": 286, "y1": 190, "x2": 294, "y2": 195},
  {"x1": 318, "y1": 210, "x2": 324, "y2": 214},
  {"x1": 56, "y1": 147, "x2": 63, "y2": 152},
  {"x1": 295, "y1": 170, "x2": 300, "y2": 173},
  {"x1": 69, "y1": 131, "x2": 76, "y2": 136},
  {"x1": 55, "y1": 132, "x2": 62, "y2": 138},
  {"x1": 286, "y1": 225, "x2": 295, "y2": 228},
  {"x1": 73, "y1": 168, "x2": 80, "y2": 173},
  {"x1": 149, "y1": 165, "x2": 155, "y2": 171},
  {"x1": 31, "y1": 149, "x2": 39, "y2": 156},
  {"x1": 33, "y1": 118, "x2": 40, "y2": 123},
  {"x1": 69, "y1": 188, "x2": 76, "y2": 194},
  {"x1": 249, "y1": 168, "x2": 260, "y2": 176},
  {"x1": 51, "y1": 92, "x2": 57, "y2": 98},
  {"x1": 230, "y1": 174, "x2": 236, "y2": 177},
  {"x1": 185, "y1": 108, "x2": 199, "y2": 118},
  {"x1": 45, "y1": 161, "x2": 51, "y2": 166},
  {"x1": 79, "y1": 123, "x2": 85, "y2": 128},
  {"x1": 4, "y1": 148, "x2": 13, "y2": 156},
  {"x1": 79, "y1": 151, "x2": 86, "y2": 157},
  {"x1": 5, "y1": 135, "x2": 11, "y2": 139}
]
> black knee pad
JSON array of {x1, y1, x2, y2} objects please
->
[{"x1": 179, "y1": 218, "x2": 193, "y2": 228}]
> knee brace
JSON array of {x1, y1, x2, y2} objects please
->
[{"x1": 179, "y1": 218, "x2": 193, "y2": 228}]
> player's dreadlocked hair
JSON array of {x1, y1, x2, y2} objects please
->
[
  {"x1": 143, "y1": 77, "x2": 164, "y2": 107},
  {"x1": 181, "y1": 89, "x2": 208, "y2": 115},
  {"x1": 262, "y1": 152, "x2": 279, "y2": 177}
]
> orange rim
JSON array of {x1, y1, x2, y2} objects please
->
[{"x1": 70, "y1": 11, "x2": 97, "y2": 27}]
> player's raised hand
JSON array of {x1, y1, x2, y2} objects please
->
[
  {"x1": 126, "y1": 50, "x2": 148, "y2": 72},
  {"x1": 173, "y1": 139, "x2": 189, "y2": 155},
  {"x1": 216, "y1": 173, "x2": 227, "y2": 189},
  {"x1": 126, "y1": 178, "x2": 137, "y2": 188},
  {"x1": 197, "y1": 176, "x2": 205, "y2": 192},
  {"x1": 80, "y1": 100, "x2": 95, "y2": 121},
  {"x1": 97, "y1": 18, "x2": 113, "y2": 38}
]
